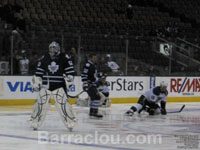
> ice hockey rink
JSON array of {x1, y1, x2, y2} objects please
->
[{"x1": 0, "y1": 103, "x2": 199, "y2": 150}]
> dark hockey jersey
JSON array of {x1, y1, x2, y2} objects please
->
[
  {"x1": 81, "y1": 60, "x2": 97, "y2": 84},
  {"x1": 35, "y1": 53, "x2": 75, "y2": 91}
]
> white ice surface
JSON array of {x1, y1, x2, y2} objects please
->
[{"x1": 0, "y1": 103, "x2": 200, "y2": 150}]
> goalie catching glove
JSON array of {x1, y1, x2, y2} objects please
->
[
  {"x1": 98, "y1": 92, "x2": 111, "y2": 107},
  {"x1": 32, "y1": 75, "x2": 42, "y2": 92}
]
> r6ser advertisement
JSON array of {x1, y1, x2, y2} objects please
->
[{"x1": 169, "y1": 77, "x2": 200, "y2": 96}]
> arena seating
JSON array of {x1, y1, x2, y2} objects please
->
[{"x1": 0, "y1": 0, "x2": 200, "y2": 75}]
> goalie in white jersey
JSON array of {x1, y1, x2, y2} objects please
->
[{"x1": 126, "y1": 81, "x2": 168, "y2": 116}]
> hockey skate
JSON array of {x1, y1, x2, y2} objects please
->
[
  {"x1": 28, "y1": 118, "x2": 40, "y2": 131},
  {"x1": 125, "y1": 109, "x2": 134, "y2": 116},
  {"x1": 89, "y1": 108, "x2": 103, "y2": 119},
  {"x1": 63, "y1": 117, "x2": 77, "y2": 132}
]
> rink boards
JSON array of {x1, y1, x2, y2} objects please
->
[{"x1": 0, "y1": 76, "x2": 200, "y2": 105}]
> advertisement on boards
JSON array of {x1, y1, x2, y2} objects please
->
[
  {"x1": 156, "y1": 77, "x2": 200, "y2": 97},
  {"x1": 0, "y1": 76, "x2": 81, "y2": 100},
  {"x1": 0, "y1": 76, "x2": 149, "y2": 100},
  {"x1": 170, "y1": 77, "x2": 200, "y2": 96},
  {"x1": 106, "y1": 76, "x2": 148, "y2": 98},
  {"x1": 1, "y1": 76, "x2": 200, "y2": 103}
]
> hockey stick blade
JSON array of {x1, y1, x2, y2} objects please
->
[
  {"x1": 168, "y1": 105, "x2": 185, "y2": 113},
  {"x1": 179, "y1": 104, "x2": 185, "y2": 112}
]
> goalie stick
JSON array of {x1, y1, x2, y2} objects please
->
[
  {"x1": 67, "y1": 91, "x2": 84, "y2": 98},
  {"x1": 167, "y1": 105, "x2": 185, "y2": 113}
]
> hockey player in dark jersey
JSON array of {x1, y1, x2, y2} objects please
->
[
  {"x1": 29, "y1": 41, "x2": 76, "y2": 131},
  {"x1": 81, "y1": 53, "x2": 105, "y2": 118},
  {"x1": 76, "y1": 72, "x2": 111, "y2": 108},
  {"x1": 126, "y1": 81, "x2": 168, "y2": 116}
]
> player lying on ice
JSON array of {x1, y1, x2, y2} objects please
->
[
  {"x1": 126, "y1": 81, "x2": 168, "y2": 116},
  {"x1": 76, "y1": 72, "x2": 111, "y2": 108},
  {"x1": 29, "y1": 41, "x2": 77, "y2": 131}
]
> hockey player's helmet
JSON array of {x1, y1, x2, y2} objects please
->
[
  {"x1": 160, "y1": 81, "x2": 168, "y2": 92},
  {"x1": 97, "y1": 72, "x2": 107, "y2": 79},
  {"x1": 49, "y1": 41, "x2": 60, "y2": 57},
  {"x1": 160, "y1": 81, "x2": 168, "y2": 87}
]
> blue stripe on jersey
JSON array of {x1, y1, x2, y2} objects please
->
[
  {"x1": 65, "y1": 70, "x2": 75, "y2": 74},
  {"x1": 43, "y1": 75, "x2": 64, "y2": 78},
  {"x1": 65, "y1": 67, "x2": 74, "y2": 71},
  {"x1": 35, "y1": 72, "x2": 44, "y2": 75},
  {"x1": 37, "y1": 68, "x2": 45, "y2": 71}
]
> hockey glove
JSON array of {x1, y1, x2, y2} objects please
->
[
  {"x1": 64, "y1": 75, "x2": 74, "y2": 90},
  {"x1": 148, "y1": 109, "x2": 155, "y2": 115},
  {"x1": 32, "y1": 75, "x2": 42, "y2": 92},
  {"x1": 161, "y1": 101, "x2": 167, "y2": 115},
  {"x1": 161, "y1": 108, "x2": 167, "y2": 115},
  {"x1": 105, "y1": 81, "x2": 110, "y2": 86},
  {"x1": 82, "y1": 82, "x2": 89, "y2": 92}
]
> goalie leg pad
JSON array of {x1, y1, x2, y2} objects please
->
[
  {"x1": 52, "y1": 88, "x2": 76, "y2": 129},
  {"x1": 29, "y1": 88, "x2": 51, "y2": 130},
  {"x1": 101, "y1": 97, "x2": 111, "y2": 107},
  {"x1": 99, "y1": 92, "x2": 106, "y2": 101},
  {"x1": 88, "y1": 86, "x2": 101, "y2": 100},
  {"x1": 100, "y1": 85, "x2": 109, "y2": 94}
]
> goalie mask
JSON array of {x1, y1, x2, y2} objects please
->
[{"x1": 49, "y1": 41, "x2": 60, "y2": 58}]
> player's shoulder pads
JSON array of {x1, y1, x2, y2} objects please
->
[
  {"x1": 65, "y1": 54, "x2": 70, "y2": 59},
  {"x1": 153, "y1": 86, "x2": 160, "y2": 96},
  {"x1": 86, "y1": 63, "x2": 90, "y2": 67}
]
